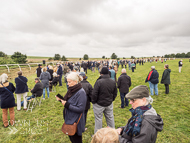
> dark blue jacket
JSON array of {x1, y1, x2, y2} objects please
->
[
  {"x1": 15, "y1": 76, "x2": 29, "y2": 94},
  {"x1": 145, "y1": 69, "x2": 159, "y2": 84},
  {"x1": 64, "y1": 88, "x2": 87, "y2": 136},
  {"x1": 0, "y1": 82, "x2": 15, "y2": 109},
  {"x1": 57, "y1": 65, "x2": 63, "y2": 75}
]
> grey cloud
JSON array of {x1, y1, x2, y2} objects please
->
[{"x1": 0, "y1": 0, "x2": 190, "y2": 58}]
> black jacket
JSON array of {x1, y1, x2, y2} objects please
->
[
  {"x1": 51, "y1": 76, "x2": 59, "y2": 86},
  {"x1": 47, "y1": 69, "x2": 53, "y2": 81},
  {"x1": 0, "y1": 82, "x2": 15, "y2": 109},
  {"x1": 92, "y1": 74, "x2": 117, "y2": 107},
  {"x1": 15, "y1": 76, "x2": 29, "y2": 94},
  {"x1": 161, "y1": 69, "x2": 171, "y2": 84},
  {"x1": 145, "y1": 69, "x2": 159, "y2": 84},
  {"x1": 117, "y1": 73, "x2": 131, "y2": 93},
  {"x1": 81, "y1": 80, "x2": 93, "y2": 110},
  {"x1": 31, "y1": 82, "x2": 43, "y2": 97},
  {"x1": 36, "y1": 67, "x2": 42, "y2": 77}
]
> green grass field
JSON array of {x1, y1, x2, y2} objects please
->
[{"x1": 0, "y1": 59, "x2": 189, "y2": 143}]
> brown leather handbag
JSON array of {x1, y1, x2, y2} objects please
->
[{"x1": 61, "y1": 114, "x2": 82, "y2": 136}]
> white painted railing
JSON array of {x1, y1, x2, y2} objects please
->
[{"x1": 0, "y1": 61, "x2": 62, "y2": 73}]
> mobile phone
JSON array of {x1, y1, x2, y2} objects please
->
[{"x1": 56, "y1": 94, "x2": 65, "y2": 100}]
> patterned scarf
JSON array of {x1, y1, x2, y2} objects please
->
[
  {"x1": 63, "y1": 83, "x2": 82, "y2": 101},
  {"x1": 124, "y1": 104, "x2": 152, "y2": 137}
]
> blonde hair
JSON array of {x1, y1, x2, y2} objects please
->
[
  {"x1": 53, "y1": 72, "x2": 57, "y2": 77},
  {"x1": 66, "y1": 72, "x2": 83, "y2": 83},
  {"x1": 49, "y1": 66, "x2": 53, "y2": 70},
  {"x1": 43, "y1": 67, "x2": 47, "y2": 72},
  {"x1": 91, "y1": 128, "x2": 119, "y2": 143},
  {"x1": 0, "y1": 73, "x2": 8, "y2": 83}
]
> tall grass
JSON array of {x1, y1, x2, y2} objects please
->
[{"x1": 0, "y1": 59, "x2": 189, "y2": 143}]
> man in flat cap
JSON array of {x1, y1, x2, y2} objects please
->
[{"x1": 92, "y1": 67, "x2": 117, "y2": 134}]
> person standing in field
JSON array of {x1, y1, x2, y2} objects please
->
[
  {"x1": 79, "y1": 72, "x2": 93, "y2": 130},
  {"x1": 55, "y1": 72, "x2": 86, "y2": 143},
  {"x1": 128, "y1": 61, "x2": 131, "y2": 70},
  {"x1": 57, "y1": 63, "x2": 63, "y2": 86},
  {"x1": 15, "y1": 71, "x2": 29, "y2": 111},
  {"x1": 117, "y1": 85, "x2": 163, "y2": 143},
  {"x1": 40, "y1": 67, "x2": 51, "y2": 99},
  {"x1": 161, "y1": 64, "x2": 171, "y2": 94},
  {"x1": 109, "y1": 66, "x2": 116, "y2": 81},
  {"x1": 0, "y1": 73, "x2": 16, "y2": 128},
  {"x1": 145, "y1": 66, "x2": 159, "y2": 96},
  {"x1": 117, "y1": 69, "x2": 131, "y2": 108},
  {"x1": 178, "y1": 59, "x2": 183, "y2": 73},
  {"x1": 131, "y1": 62, "x2": 135, "y2": 72},
  {"x1": 92, "y1": 67, "x2": 117, "y2": 134},
  {"x1": 36, "y1": 64, "x2": 43, "y2": 77}
]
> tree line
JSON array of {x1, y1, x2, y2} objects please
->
[
  {"x1": 164, "y1": 52, "x2": 190, "y2": 58},
  {"x1": 1, "y1": 51, "x2": 190, "y2": 64}
]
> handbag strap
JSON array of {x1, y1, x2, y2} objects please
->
[
  {"x1": 1, "y1": 83, "x2": 14, "y2": 96},
  {"x1": 76, "y1": 113, "x2": 82, "y2": 125},
  {"x1": 18, "y1": 77, "x2": 27, "y2": 85}
]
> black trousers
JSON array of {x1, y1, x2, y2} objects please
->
[
  {"x1": 165, "y1": 84, "x2": 169, "y2": 94},
  {"x1": 84, "y1": 68, "x2": 87, "y2": 74},
  {"x1": 84, "y1": 110, "x2": 88, "y2": 125},
  {"x1": 132, "y1": 67, "x2": 135, "y2": 72},
  {"x1": 59, "y1": 75, "x2": 62, "y2": 86},
  {"x1": 69, "y1": 133, "x2": 82, "y2": 143}
]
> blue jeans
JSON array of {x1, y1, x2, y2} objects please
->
[
  {"x1": 148, "y1": 81, "x2": 158, "y2": 95},
  {"x1": 21, "y1": 95, "x2": 35, "y2": 106},
  {"x1": 43, "y1": 87, "x2": 50, "y2": 98},
  {"x1": 59, "y1": 75, "x2": 62, "y2": 86},
  {"x1": 120, "y1": 93, "x2": 129, "y2": 108}
]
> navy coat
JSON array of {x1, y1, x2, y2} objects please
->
[
  {"x1": 145, "y1": 69, "x2": 159, "y2": 84},
  {"x1": 57, "y1": 65, "x2": 63, "y2": 75},
  {"x1": 63, "y1": 88, "x2": 87, "y2": 136},
  {"x1": 15, "y1": 76, "x2": 29, "y2": 94},
  {"x1": 0, "y1": 82, "x2": 16, "y2": 109}
]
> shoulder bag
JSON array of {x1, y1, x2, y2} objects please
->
[{"x1": 61, "y1": 113, "x2": 82, "y2": 136}]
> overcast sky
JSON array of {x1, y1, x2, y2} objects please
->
[{"x1": 0, "y1": 0, "x2": 190, "y2": 58}]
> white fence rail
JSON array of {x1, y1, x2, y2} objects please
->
[{"x1": 0, "y1": 61, "x2": 61, "y2": 73}]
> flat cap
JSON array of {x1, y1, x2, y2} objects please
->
[{"x1": 125, "y1": 85, "x2": 149, "y2": 99}]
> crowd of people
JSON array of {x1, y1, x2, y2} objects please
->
[{"x1": 0, "y1": 58, "x2": 184, "y2": 143}]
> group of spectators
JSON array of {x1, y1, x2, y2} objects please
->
[{"x1": 0, "y1": 58, "x2": 184, "y2": 143}]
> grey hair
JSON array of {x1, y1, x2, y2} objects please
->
[
  {"x1": 67, "y1": 72, "x2": 83, "y2": 83},
  {"x1": 145, "y1": 96, "x2": 153, "y2": 104},
  {"x1": 0, "y1": 73, "x2": 8, "y2": 83},
  {"x1": 53, "y1": 72, "x2": 57, "y2": 77},
  {"x1": 151, "y1": 66, "x2": 155, "y2": 69},
  {"x1": 121, "y1": 68, "x2": 126, "y2": 73}
]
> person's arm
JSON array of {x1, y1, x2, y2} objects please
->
[
  {"x1": 117, "y1": 77, "x2": 121, "y2": 89},
  {"x1": 161, "y1": 70, "x2": 167, "y2": 80},
  {"x1": 11, "y1": 83, "x2": 16, "y2": 93},
  {"x1": 113, "y1": 83, "x2": 117, "y2": 101},
  {"x1": 31, "y1": 84, "x2": 37, "y2": 93},
  {"x1": 88, "y1": 84, "x2": 93, "y2": 102},
  {"x1": 129, "y1": 77, "x2": 131, "y2": 87},
  {"x1": 91, "y1": 81, "x2": 100, "y2": 104},
  {"x1": 64, "y1": 93, "x2": 87, "y2": 113}
]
